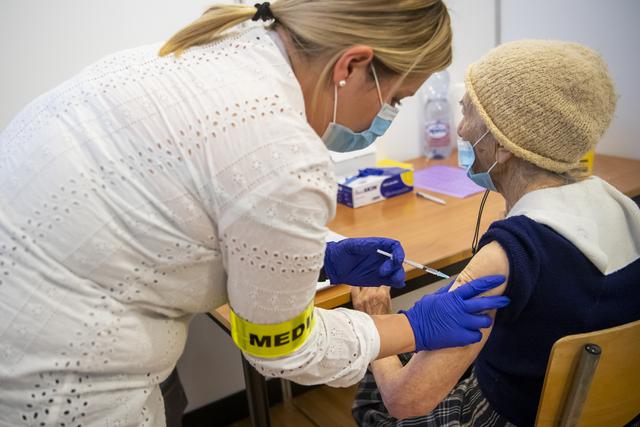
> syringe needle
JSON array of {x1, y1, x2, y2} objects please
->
[{"x1": 376, "y1": 249, "x2": 450, "y2": 279}]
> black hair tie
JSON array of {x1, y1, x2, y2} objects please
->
[{"x1": 252, "y1": 2, "x2": 275, "y2": 22}]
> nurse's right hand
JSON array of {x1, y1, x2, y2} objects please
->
[{"x1": 401, "y1": 275, "x2": 509, "y2": 351}]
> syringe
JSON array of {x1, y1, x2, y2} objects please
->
[{"x1": 376, "y1": 249, "x2": 450, "y2": 280}]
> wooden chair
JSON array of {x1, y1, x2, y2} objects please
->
[{"x1": 535, "y1": 319, "x2": 640, "y2": 427}]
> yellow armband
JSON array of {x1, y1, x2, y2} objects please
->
[{"x1": 229, "y1": 300, "x2": 316, "y2": 359}]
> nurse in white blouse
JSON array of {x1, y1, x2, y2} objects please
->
[{"x1": 0, "y1": 1, "x2": 508, "y2": 425}]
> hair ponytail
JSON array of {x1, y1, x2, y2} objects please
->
[{"x1": 159, "y1": 5, "x2": 256, "y2": 57}]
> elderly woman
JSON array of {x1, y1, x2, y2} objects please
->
[{"x1": 350, "y1": 40, "x2": 640, "y2": 427}]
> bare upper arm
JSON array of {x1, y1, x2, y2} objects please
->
[
  {"x1": 377, "y1": 240, "x2": 511, "y2": 418},
  {"x1": 450, "y1": 240, "x2": 510, "y2": 297}
]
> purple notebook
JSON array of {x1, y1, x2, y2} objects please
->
[{"x1": 413, "y1": 165, "x2": 484, "y2": 198}]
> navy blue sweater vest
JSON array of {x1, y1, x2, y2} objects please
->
[{"x1": 475, "y1": 215, "x2": 640, "y2": 426}]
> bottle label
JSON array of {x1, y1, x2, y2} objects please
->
[{"x1": 426, "y1": 121, "x2": 450, "y2": 148}]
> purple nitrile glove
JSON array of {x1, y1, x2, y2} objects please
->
[
  {"x1": 324, "y1": 237, "x2": 406, "y2": 288},
  {"x1": 401, "y1": 275, "x2": 509, "y2": 351}
]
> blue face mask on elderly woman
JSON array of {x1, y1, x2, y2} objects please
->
[
  {"x1": 322, "y1": 64, "x2": 400, "y2": 152},
  {"x1": 458, "y1": 129, "x2": 498, "y2": 191}
]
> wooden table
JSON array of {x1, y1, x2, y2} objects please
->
[{"x1": 208, "y1": 153, "x2": 640, "y2": 427}]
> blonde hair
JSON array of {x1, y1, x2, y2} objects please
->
[
  {"x1": 160, "y1": 0, "x2": 451, "y2": 75},
  {"x1": 160, "y1": 1, "x2": 451, "y2": 108}
]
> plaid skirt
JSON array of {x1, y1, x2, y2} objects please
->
[{"x1": 352, "y1": 353, "x2": 515, "y2": 427}]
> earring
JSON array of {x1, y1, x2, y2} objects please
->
[{"x1": 338, "y1": 80, "x2": 347, "y2": 88}]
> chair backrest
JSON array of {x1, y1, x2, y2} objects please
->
[{"x1": 535, "y1": 319, "x2": 640, "y2": 427}]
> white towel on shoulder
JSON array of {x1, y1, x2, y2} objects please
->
[{"x1": 508, "y1": 176, "x2": 640, "y2": 275}]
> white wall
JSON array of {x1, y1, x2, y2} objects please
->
[
  {"x1": 500, "y1": 0, "x2": 640, "y2": 160},
  {"x1": 0, "y1": 1, "x2": 227, "y2": 128}
]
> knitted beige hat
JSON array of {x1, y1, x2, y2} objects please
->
[{"x1": 465, "y1": 40, "x2": 617, "y2": 173}]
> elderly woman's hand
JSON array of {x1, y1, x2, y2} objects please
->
[{"x1": 350, "y1": 286, "x2": 392, "y2": 315}]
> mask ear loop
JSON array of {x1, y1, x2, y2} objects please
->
[
  {"x1": 484, "y1": 140, "x2": 503, "y2": 175},
  {"x1": 370, "y1": 63, "x2": 384, "y2": 107},
  {"x1": 486, "y1": 160, "x2": 498, "y2": 174},
  {"x1": 332, "y1": 84, "x2": 338, "y2": 123},
  {"x1": 472, "y1": 129, "x2": 490, "y2": 148}
]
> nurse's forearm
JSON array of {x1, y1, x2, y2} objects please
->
[{"x1": 371, "y1": 313, "x2": 415, "y2": 359}]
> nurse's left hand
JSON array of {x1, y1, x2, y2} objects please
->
[{"x1": 324, "y1": 238, "x2": 406, "y2": 288}]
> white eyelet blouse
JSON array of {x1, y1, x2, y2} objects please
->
[{"x1": 0, "y1": 26, "x2": 379, "y2": 426}]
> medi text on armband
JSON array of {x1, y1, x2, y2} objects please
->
[{"x1": 229, "y1": 300, "x2": 316, "y2": 358}]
